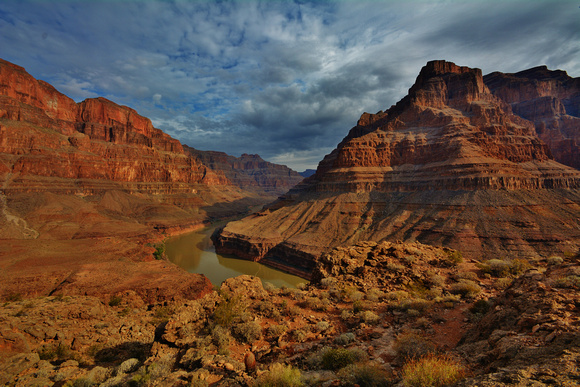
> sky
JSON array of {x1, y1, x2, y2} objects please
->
[{"x1": 0, "y1": 0, "x2": 578, "y2": 171}]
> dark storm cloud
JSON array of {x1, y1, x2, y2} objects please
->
[{"x1": 0, "y1": 0, "x2": 578, "y2": 171}]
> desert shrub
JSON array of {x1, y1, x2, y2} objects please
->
[
  {"x1": 232, "y1": 321, "x2": 262, "y2": 344},
  {"x1": 258, "y1": 301, "x2": 281, "y2": 318},
  {"x1": 108, "y1": 295, "x2": 122, "y2": 307},
  {"x1": 213, "y1": 293, "x2": 245, "y2": 327},
  {"x1": 546, "y1": 256, "x2": 564, "y2": 266},
  {"x1": 65, "y1": 379, "x2": 95, "y2": 387},
  {"x1": 400, "y1": 298, "x2": 432, "y2": 313},
  {"x1": 552, "y1": 275, "x2": 580, "y2": 289},
  {"x1": 211, "y1": 325, "x2": 231, "y2": 349},
  {"x1": 443, "y1": 250, "x2": 463, "y2": 267},
  {"x1": 385, "y1": 290, "x2": 410, "y2": 301},
  {"x1": 426, "y1": 273, "x2": 446, "y2": 288},
  {"x1": 494, "y1": 277, "x2": 513, "y2": 290},
  {"x1": 296, "y1": 282, "x2": 308, "y2": 290},
  {"x1": 153, "y1": 243, "x2": 165, "y2": 260},
  {"x1": 469, "y1": 299, "x2": 491, "y2": 315},
  {"x1": 365, "y1": 288, "x2": 384, "y2": 302},
  {"x1": 302, "y1": 296, "x2": 330, "y2": 312},
  {"x1": 401, "y1": 354, "x2": 466, "y2": 387},
  {"x1": 291, "y1": 328, "x2": 309, "y2": 343},
  {"x1": 267, "y1": 324, "x2": 288, "y2": 338},
  {"x1": 353, "y1": 300, "x2": 372, "y2": 313},
  {"x1": 315, "y1": 321, "x2": 331, "y2": 332},
  {"x1": 319, "y1": 347, "x2": 366, "y2": 371},
  {"x1": 449, "y1": 280, "x2": 481, "y2": 299},
  {"x1": 479, "y1": 259, "x2": 511, "y2": 277},
  {"x1": 337, "y1": 362, "x2": 391, "y2": 387},
  {"x1": 319, "y1": 277, "x2": 337, "y2": 289},
  {"x1": 254, "y1": 363, "x2": 303, "y2": 387},
  {"x1": 341, "y1": 309, "x2": 353, "y2": 321},
  {"x1": 455, "y1": 271, "x2": 479, "y2": 282},
  {"x1": 509, "y1": 258, "x2": 532, "y2": 276},
  {"x1": 37, "y1": 343, "x2": 77, "y2": 362},
  {"x1": 263, "y1": 282, "x2": 277, "y2": 293},
  {"x1": 358, "y1": 310, "x2": 380, "y2": 325},
  {"x1": 349, "y1": 291, "x2": 365, "y2": 302},
  {"x1": 283, "y1": 305, "x2": 302, "y2": 317},
  {"x1": 154, "y1": 305, "x2": 174, "y2": 320},
  {"x1": 393, "y1": 333, "x2": 436, "y2": 360},
  {"x1": 334, "y1": 332, "x2": 356, "y2": 345}
]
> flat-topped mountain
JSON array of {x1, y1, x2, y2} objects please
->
[{"x1": 214, "y1": 60, "x2": 580, "y2": 276}]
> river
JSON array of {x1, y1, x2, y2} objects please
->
[{"x1": 165, "y1": 226, "x2": 307, "y2": 288}]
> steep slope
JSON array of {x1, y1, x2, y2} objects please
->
[
  {"x1": 184, "y1": 146, "x2": 303, "y2": 196},
  {"x1": 0, "y1": 58, "x2": 293, "y2": 300},
  {"x1": 214, "y1": 61, "x2": 580, "y2": 276},
  {"x1": 484, "y1": 66, "x2": 580, "y2": 170}
]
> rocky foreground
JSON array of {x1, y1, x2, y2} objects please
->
[{"x1": 1, "y1": 241, "x2": 578, "y2": 386}]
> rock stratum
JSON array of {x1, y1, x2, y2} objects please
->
[
  {"x1": 0, "y1": 58, "x2": 301, "y2": 300},
  {"x1": 215, "y1": 60, "x2": 580, "y2": 276}
]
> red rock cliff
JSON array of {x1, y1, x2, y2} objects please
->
[
  {"x1": 484, "y1": 66, "x2": 580, "y2": 170},
  {"x1": 215, "y1": 60, "x2": 580, "y2": 269}
]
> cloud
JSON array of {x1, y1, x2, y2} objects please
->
[{"x1": 0, "y1": 0, "x2": 578, "y2": 171}]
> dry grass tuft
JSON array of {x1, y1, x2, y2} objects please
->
[{"x1": 402, "y1": 354, "x2": 466, "y2": 387}]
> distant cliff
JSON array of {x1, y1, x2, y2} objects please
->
[{"x1": 484, "y1": 66, "x2": 580, "y2": 170}]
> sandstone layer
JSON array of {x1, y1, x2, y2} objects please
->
[
  {"x1": 184, "y1": 146, "x2": 303, "y2": 196},
  {"x1": 215, "y1": 60, "x2": 580, "y2": 274},
  {"x1": 485, "y1": 66, "x2": 580, "y2": 170},
  {"x1": 0, "y1": 57, "x2": 299, "y2": 300}
]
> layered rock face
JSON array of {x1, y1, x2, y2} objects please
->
[
  {"x1": 215, "y1": 61, "x2": 580, "y2": 273},
  {"x1": 484, "y1": 66, "x2": 580, "y2": 170},
  {"x1": 184, "y1": 146, "x2": 303, "y2": 196}
]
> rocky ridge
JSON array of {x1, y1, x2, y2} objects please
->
[
  {"x1": 485, "y1": 66, "x2": 580, "y2": 170},
  {"x1": 184, "y1": 146, "x2": 303, "y2": 196},
  {"x1": 215, "y1": 60, "x2": 580, "y2": 270}
]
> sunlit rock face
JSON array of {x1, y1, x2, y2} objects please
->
[
  {"x1": 215, "y1": 60, "x2": 580, "y2": 272},
  {"x1": 484, "y1": 65, "x2": 580, "y2": 170}
]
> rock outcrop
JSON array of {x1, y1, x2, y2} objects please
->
[
  {"x1": 184, "y1": 146, "x2": 303, "y2": 196},
  {"x1": 484, "y1": 66, "x2": 580, "y2": 170},
  {"x1": 0, "y1": 57, "x2": 296, "y2": 300},
  {"x1": 215, "y1": 60, "x2": 580, "y2": 272}
]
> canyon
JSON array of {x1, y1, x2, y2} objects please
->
[
  {"x1": 215, "y1": 60, "x2": 580, "y2": 275},
  {"x1": 0, "y1": 58, "x2": 302, "y2": 301}
]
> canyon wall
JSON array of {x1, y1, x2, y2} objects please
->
[
  {"x1": 215, "y1": 60, "x2": 580, "y2": 273},
  {"x1": 484, "y1": 66, "x2": 580, "y2": 170}
]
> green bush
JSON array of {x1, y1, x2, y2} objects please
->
[
  {"x1": 358, "y1": 310, "x2": 380, "y2": 324},
  {"x1": 337, "y1": 363, "x2": 391, "y2": 386},
  {"x1": 402, "y1": 354, "x2": 466, "y2": 387},
  {"x1": 153, "y1": 243, "x2": 165, "y2": 260},
  {"x1": 334, "y1": 332, "x2": 356, "y2": 346},
  {"x1": 213, "y1": 293, "x2": 245, "y2": 327},
  {"x1": 253, "y1": 363, "x2": 303, "y2": 387},
  {"x1": 319, "y1": 347, "x2": 366, "y2": 371}
]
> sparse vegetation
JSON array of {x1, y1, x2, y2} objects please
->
[
  {"x1": 232, "y1": 321, "x2": 262, "y2": 344},
  {"x1": 449, "y1": 279, "x2": 481, "y2": 299},
  {"x1": 253, "y1": 363, "x2": 303, "y2": 387},
  {"x1": 318, "y1": 347, "x2": 366, "y2": 370},
  {"x1": 402, "y1": 354, "x2": 466, "y2": 387},
  {"x1": 108, "y1": 295, "x2": 122, "y2": 307},
  {"x1": 394, "y1": 333, "x2": 436, "y2": 360},
  {"x1": 153, "y1": 243, "x2": 165, "y2": 260},
  {"x1": 547, "y1": 256, "x2": 564, "y2": 265},
  {"x1": 337, "y1": 362, "x2": 391, "y2": 386}
]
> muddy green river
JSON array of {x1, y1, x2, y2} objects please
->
[{"x1": 165, "y1": 226, "x2": 306, "y2": 288}]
